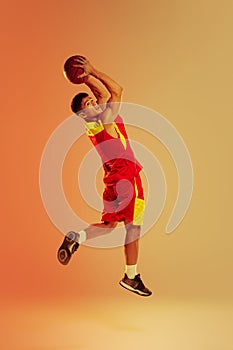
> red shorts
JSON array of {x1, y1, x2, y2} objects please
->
[{"x1": 101, "y1": 174, "x2": 145, "y2": 226}]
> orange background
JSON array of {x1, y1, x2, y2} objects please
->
[{"x1": 1, "y1": 0, "x2": 233, "y2": 349}]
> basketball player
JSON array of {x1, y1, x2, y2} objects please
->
[{"x1": 58, "y1": 56, "x2": 152, "y2": 297}]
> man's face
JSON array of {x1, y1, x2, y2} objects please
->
[{"x1": 80, "y1": 96, "x2": 102, "y2": 120}]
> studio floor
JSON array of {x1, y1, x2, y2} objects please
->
[{"x1": 2, "y1": 296, "x2": 233, "y2": 350}]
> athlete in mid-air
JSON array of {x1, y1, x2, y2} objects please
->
[{"x1": 57, "y1": 56, "x2": 152, "y2": 296}]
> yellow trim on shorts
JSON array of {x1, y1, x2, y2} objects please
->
[
  {"x1": 133, "y1": 178, "x2": 145, "y2": 226},
  {"x1": 85, "y1": 120, "x2": 104, "y2": 136}
]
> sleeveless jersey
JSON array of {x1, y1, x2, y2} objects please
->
[{"x1": 85, "y1": 115, "x2": 143, "y2": 185}]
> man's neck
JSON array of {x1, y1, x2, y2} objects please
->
[{"x1": 84, "y1": 116, "x2": 99, "y2": 123}]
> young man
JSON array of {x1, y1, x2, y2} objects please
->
[{"x1": 58, "y1": 56, "x2": 152, "y2": 297}]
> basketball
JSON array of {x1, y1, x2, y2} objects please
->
[{"x1": 64, "y1": 55, "x2": 86, "y2": 84}]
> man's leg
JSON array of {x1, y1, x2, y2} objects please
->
[
  {"x1": 58, "y1": 181, "x2": 119, "y2": 265},
  {"x1": 124, "y1": 221, "x2": 140, "y2": 265},
  {"x1": 83, "y1": 221, "x2": 118, "y2": 240},
  {"x1": 57, "y1": 221, "x2": 118, "y2": 265},
  {"x1": 123, "y1": 220, "x2": 140, "y2": 278},
  {"x1": 119, "y1": 220, "x2": 152, "y2": 296}
]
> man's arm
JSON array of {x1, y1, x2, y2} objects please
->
[
  {"x1": 84, "y1": 75, "x2": 109, "y2": 105},
  {"x1": 74, "y1": 57, "x2": 123, "y2": 128},
  {"x1": 90, "y1": 69, "x2": 123, "y2": 135},
  {"x1": 90, "y1": 69, "x2": 123, "y2": 104}
]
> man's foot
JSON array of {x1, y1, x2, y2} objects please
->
[
  {"x1": 57, "y1": 231, "x2": 80, "y2": 265},
  {"x1": 119, "y1": 273, "x2": 152, "y2": 296}
]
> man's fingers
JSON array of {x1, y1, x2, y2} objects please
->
[
  {"x1": 73, "y1": 60, "x2": 84, "y2": 66},
  {"x1": 72, "y1": 56, "x2": 89, "y2": 77},
  {"x1": 73, "y1": 64, "x2": 84, "y2": 68},
  {"x1": 76, "y1": 55, "x2": 86, "y2": 60},
  {"x1": 74, "y1": 59, "x2": 85, "y2": 64},
  {"x1": 74, "y1": 56, "x2": 86, "y2": 63},
  {"x1": 77, "y1": 72, "x2": 88, "y2": 78}
]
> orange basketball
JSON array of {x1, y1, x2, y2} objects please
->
[{"x1": 63, "y1": 55, "x2": 85, "y2": 84}]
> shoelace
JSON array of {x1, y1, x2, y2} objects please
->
[{"x1": 135, "y1": 274, "x2": 146, "y2": 289}]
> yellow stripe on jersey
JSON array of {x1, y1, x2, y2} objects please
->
[
  {"x1": 113, "y1": 122, "x2": 127, "y2": 150},
  {"x1": 133, "y1": 179, "x2": 145, "y2": 226},
  {"x1": 85, "y1": 120, "x2": 104, "y2": 136}
]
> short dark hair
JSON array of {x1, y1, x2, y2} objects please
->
[{"x1": 71, "y1": 92, "x2": 88, "y2": 114}]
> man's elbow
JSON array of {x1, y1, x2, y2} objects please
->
[
  {"x1": 112, "y1": 86, "x2": 123, "y2": 98},
  {"x1": 117, "y1": 86, "x2": 123, "y2": 95}
]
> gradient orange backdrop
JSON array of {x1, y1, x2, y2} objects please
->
[{"x1": 1, "y1": 0, "x2": 233, "y2": 348}]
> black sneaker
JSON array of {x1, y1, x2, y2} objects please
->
[
  {"x1": 119, "y1": 273, "x2": 152, "y2": 296},
  {"x1": 57, "y1": 231, "x2": 80, "y2": 265}
]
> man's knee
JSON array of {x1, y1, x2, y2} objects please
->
[
  {"x1": 124, "y1": 220, "x2": 141, "y2": 231},
  {"x1": 125, "y1": 224, "x2": 141, "y2": 242}
]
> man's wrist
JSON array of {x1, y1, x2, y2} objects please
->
[{"x1": 90, "y1": 67, "x2": 101, "y2": 78}]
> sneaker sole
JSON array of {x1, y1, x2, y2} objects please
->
[
  {"x1": 119, "y1": 281, "x2": 152, "y2": 297},
  {"x1": 57, "y1": 248, "x2": 71, "y2": 265},
  {"x1": 57, "y1": 233, "x2": 79, "y2": 265}
]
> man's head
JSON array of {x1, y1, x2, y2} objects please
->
[{"x1": 71, "y1": 92, "x2": 102, "y2": 120}]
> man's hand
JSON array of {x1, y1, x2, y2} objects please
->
[{"x1": 73, "y1": 56, "x2": 95, "y2": 78}]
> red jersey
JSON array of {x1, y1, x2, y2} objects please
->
[{"x1": 85, "y1": 115, "x2": 143, "y2": 185}]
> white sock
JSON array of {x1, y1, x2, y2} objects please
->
[
  {"x1": 79, "y1": 230, "x2": 86, "y2": 243},
  {"x1": 125, "y1": 264, "x2": 137, "y2": 279}
]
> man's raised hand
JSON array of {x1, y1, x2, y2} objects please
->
[{"x1": 73, "y1": 56, "x2": 95, "y2": 78}]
